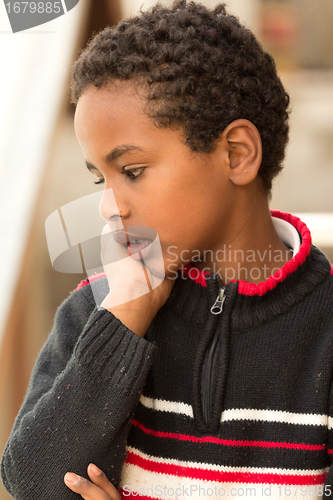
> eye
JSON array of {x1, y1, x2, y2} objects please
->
[
  {"x1": 94, "y1": 178, "x2": 105, "y2": 185},
  {"x1": 122, "y1": 167, "x2": 146, "y2": 182}
]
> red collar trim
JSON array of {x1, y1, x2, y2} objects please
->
[
  {"x1": 180, "y1": 265, "x2": 211, "y2": 287},
  {"x1": 181, "y1": 210, "x2": 312, "y2": 296},
  {"x1": 73, "y1": 272, "x2": 107, "y2": 293}
]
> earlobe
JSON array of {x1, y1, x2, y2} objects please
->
[{"x1": 224, "y1": 119, "x2": 262, "y2": 186}]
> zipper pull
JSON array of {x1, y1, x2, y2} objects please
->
[{"x1": 210, "y1": 287, "x2": 226, "y2": 315}]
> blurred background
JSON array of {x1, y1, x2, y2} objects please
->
[{"x1": 0, "y1": 0, "x2": 332, "y2": 498}]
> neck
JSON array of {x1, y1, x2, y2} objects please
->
[{"x1": 195, "y1": 197, "x2": 293, "y2": 286}]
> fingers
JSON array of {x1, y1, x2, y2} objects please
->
[
  {"x1": 101, "y1": 226, "x2": 129, "y2": 264},
  {"x1": 87, "y1": 464, "x2": 121, "y2": 500},
  {"x1": 64, "y1": 464, "x2": 120, "y2": 500},
  {"x1": 64, "y1": 472, "x2": 108, "y2": 499}
]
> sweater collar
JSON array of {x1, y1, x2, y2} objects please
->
[
  {"x1": 271, "y1": 214, "x2": 300, "y2": 257},
  {"x1": 180, "y1": 210, "x2": 310, "y2": 296},
  {"x1": 165, "y1": 211, "x2": 331, "y2": 329}
]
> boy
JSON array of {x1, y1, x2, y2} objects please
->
[{"x1": 2, "y1": 0, "x2": 333, "y2": 499}]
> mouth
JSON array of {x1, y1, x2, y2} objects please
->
[
  {"x1": 113, "y1": 231, "x2": 152, "y2": 245},
  {"x1": 112, "y1": 229, "x2": 155, "y2": 259},
  {"x1": 127, "y1": 239, "x2": 151, "y2": 257}
]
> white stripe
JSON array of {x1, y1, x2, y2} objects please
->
[
  {"x1": 221, "y1": 409, "x2": 328, "y2": 427},
  {"x1": 119, "y1": 462, "x2": 326, "y2": 500},
  {"x1": 126, "y1": 446, "x2": 327, "y2": 477},
  {"x1": 139, "y1": 395, "x2": 330, "y2": 427},
  {"x1": 139, "y1": 395, "x2": 194, "y2": 418}
]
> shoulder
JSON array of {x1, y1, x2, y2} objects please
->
[
  {"x1": 72, "y1": 272, "x2": 107, "y2": 293},
  {"x1": 311, "y1": 248, "x2": 333, "y2": 327},
  {"x1": 54, "y1": 273, "x2": 109, "y2": 337},
  {"x1": 312, "y1": 246, "x2": 333, "y2": 292},
  {"x1": 310, "y1": 245, "x2": 333, "y2": 278},
  {"x1": 70, "y1": 272, "x2": 109, "y2": 306},
  {"x1": 38, "y1": 273, "x2": 110, "y2": 363}
]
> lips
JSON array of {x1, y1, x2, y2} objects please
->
[
  {"x1": 113, "y1": 228, "x2": 155, "y2": 247},
  {"x1": 113, "y1": 231, "x2": 141, "y2": 245},
  {"x1": 127, "y1": 239, "x2": 151, "y2": 258},
  {"x1": 111, "y1": 228, "x2": 157, "y2": 261}
]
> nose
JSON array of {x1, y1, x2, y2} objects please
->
[{"x1": 99, "y1": 188, "x2": 129, "y2": 224}]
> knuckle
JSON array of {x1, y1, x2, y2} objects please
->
[{"x1": 76, "y1": 477, "x2": 91, "y2": 489}]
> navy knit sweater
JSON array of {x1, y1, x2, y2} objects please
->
[{"x1": 1, "y1": 211, "x2": 333, "y2": 500}]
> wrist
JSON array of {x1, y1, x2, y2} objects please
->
[{"x1": 101, "y1": 293, "x2": 158, "y2": 338}]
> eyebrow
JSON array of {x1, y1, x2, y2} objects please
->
[
  {"x1": 105, "y1": 145, "x2": 144, "y2": 163},
  {"x1": 85, "y1": 145, "x2": 144, "y2": 172}
]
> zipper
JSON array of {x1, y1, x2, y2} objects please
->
[
  {"x1": 201, "y1": 281, "x2": 227, "y2": 427},
  {"x1": 210, "y1": 286, "x2": 226, "y2": 315}
]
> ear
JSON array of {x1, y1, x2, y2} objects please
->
[{"x1": 223, "y1": 119, "x2": 262, "y2": 186}]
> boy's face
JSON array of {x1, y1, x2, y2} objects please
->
[{"x1": 74, "y1": 82, "x2": 236, "y2": 278}]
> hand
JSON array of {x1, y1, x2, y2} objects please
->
[
  {"x1": 100, "y1": 224, "x2": 171, "y2": 308},
  {"x1": 64, "y1": 463, "x2": 120, "y2": 500},
  {"x1": 100, "y1": 225, "x2": 175, "y2": 336}
]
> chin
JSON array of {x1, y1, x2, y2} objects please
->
[{"x1": 144, "y1": 256, "x2": 178, "y2": 281}]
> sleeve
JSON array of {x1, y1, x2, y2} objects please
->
[{"x1": 0, "y1": 285, "x2": 157, "y2": 500}]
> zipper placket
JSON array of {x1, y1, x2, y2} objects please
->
[{"x1": 201, "y1": 278, "x2": 227, "y2": 428}]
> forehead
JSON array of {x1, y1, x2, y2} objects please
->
[
  {"x1": 74, "y1": 83, "x2": 150, "y2": 137},
  {"x1": 74, "y1": 83, "x2": 166, "y2": 163},
  {"x1": 73, "y1": 82, "x2": 189, "y2": 163}
]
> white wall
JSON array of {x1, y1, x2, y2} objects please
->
[{"x1": 0, "y1": 0, "x2": 89, "y2": 348}]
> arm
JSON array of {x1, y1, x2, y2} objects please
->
[{"x1": 1, "y1": 283, "x2": 157, "y2": 500}]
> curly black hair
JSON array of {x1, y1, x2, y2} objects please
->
[{"x1": 71, "y1": 0, "x2": 290, "y2": 192}]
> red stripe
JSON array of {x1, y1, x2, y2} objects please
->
[
  {"x1": 327, "y1": 448, "x2": 333, "y2": 455},
  {"x1": 181, "y1": 211, "x2": 312, "y2": 296},
  {"x1": 125, "y1": 450, "x2": 327, "y2": 486},
  {"x1": 132, "y1": 420, "x2": 325, "y2": 451},
  {"x1": 72, "y1": 272, "x2": 106, "y2": 292},
  {"x1": 330, "y1": 264, "x2": 333, "y2": 275}
]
